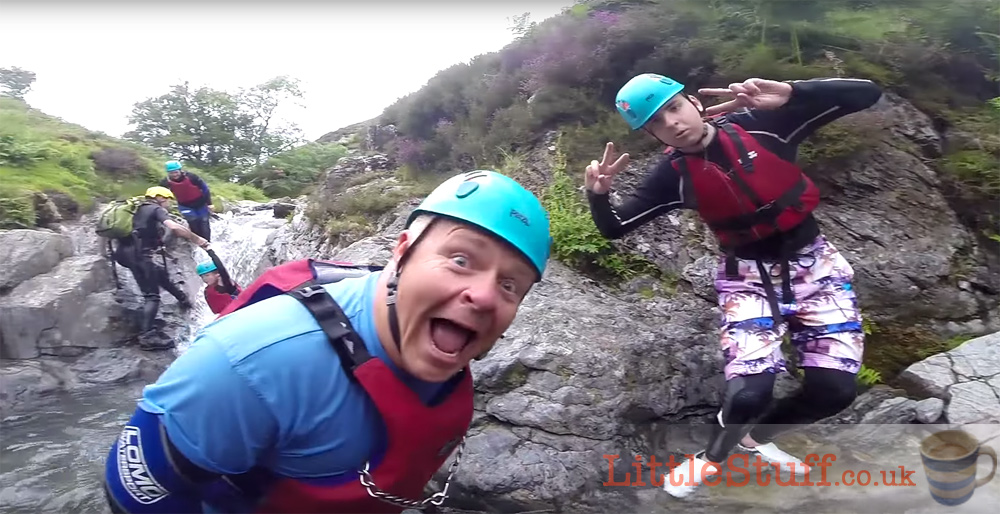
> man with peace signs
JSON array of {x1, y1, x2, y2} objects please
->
[{"x1": 586, "y1": 74, "x2": 883, "y2": 498}]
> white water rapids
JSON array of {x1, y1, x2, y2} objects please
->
[{"x1": 0, "y1": 204, "x2": 291, "y2": 513}]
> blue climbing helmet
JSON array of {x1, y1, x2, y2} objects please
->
[
  {"x1": 165, "y1": 160, "x2": 183, "y2": 173},
  {"x1": 405, "y1": 170, "x2": 552, "y2": 281},
  {"x1": 615, "y1": 73, "x2": 686, "y2": 130},
  {"x1": 196, "y1": 261, "x2": 217, "y2": 275}
]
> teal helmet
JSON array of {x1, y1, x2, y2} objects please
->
[
  {"x1": 165, "y1": 160, "x2": 183, "y2": 173},
  {"x1": 405, "y1": 170, "x2": 552, "y2": 281},
  {"x1": 615, "y1": 73, "x2": 685, "y2": 130},
  {"x1": 196, "y1": 261, "x2": 217, "y2": 275}
]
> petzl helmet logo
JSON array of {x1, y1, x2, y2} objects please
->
[
  {"x1": 117, "y1": 426, "x2": 169, "y2": 504},
  {"x1": 510, "y1": 209, "x2": 530, "y2": 226}
]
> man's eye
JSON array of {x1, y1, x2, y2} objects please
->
[
  {"x1": 451, "y1": 255, "x2": 469, "y2": 267},
  {"x1": 500, "y1": 279, "x2": 518, "y2": 295}
]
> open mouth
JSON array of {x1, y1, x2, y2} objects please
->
[{"x1": 430, "y1": 318, "x2": 477, "y2": 356}]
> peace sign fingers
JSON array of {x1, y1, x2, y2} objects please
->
[{"x1": 599, "y1": 142, "x2": 629, "y2": 175}]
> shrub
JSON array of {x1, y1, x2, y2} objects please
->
[{"x1": 90, "y1": 147, "x2": 148, "y2": 177}]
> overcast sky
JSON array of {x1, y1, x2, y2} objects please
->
[{"x1": 1, "y1": 0, "x2": 572, "y2": 141}]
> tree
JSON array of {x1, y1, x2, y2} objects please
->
[
  {"x1": 236, "y1": 76, "x2": 305, "y2": 167},
  {"x1": 124, "y1": 76, "x2": 305, "y2": 180},
  {"x1": 0, "y1": 67, "x2": 36, "y2": 100},
  {"x1": 124, "y1": 82, "x2": 247, "y2": 177}
]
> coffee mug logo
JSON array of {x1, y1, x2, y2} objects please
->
[{"x1": 919, "y1": 429, "x2": 997, "y2": 507}]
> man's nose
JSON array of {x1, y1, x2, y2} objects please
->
[{"x1": 460, "y1": 273, "x2": 500, "y2": 311}]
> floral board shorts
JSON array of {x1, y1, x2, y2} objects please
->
[{"x1": 714, "y1": 236, "x2": 865, "y2": 380}]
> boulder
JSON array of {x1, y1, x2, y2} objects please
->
[
  {"x1": 897, "y1": 331, "x2": 1000, "y2": 424},
  {"x1": 0, "y1": 229, "x2": 74, "y2": 293}
]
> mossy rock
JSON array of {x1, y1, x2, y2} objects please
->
[{"x1": 862, "y1": 319, "x2": 974, "y2": 383}]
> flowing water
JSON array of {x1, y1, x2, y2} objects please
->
[{"x1": 0, "y1": 205, "x2": 289, "y2": 514}]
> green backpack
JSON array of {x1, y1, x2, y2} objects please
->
[{"x1": 95, "y1": 196, "x2": 149, "y2": 239}]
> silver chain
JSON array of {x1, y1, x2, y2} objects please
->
[{"x1": 357, "y1": 436, "x2": 466, "y2": 510}]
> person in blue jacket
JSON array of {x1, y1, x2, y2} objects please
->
[
  {"x1": 159, "y1": 160, "x2": 214, "y2": 241},
  {"x1": 102, "y1": 170, "x2": 553, "y2": 513}
]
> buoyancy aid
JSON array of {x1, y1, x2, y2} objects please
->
[
  {"x1": 666, "y1": 119, "x2": 822, "y2": 325},
  {"x1": 667, "y1": 120, "x2": 820, "y2": 249},
  {"x1": 165, "y1": 174, "x2": 205, "y2": 206},
  {"x1": 203, "y1": 284, "x2": 242, "y2": 314},
  {"x1": 206, "y1": 259, "x2": 475, "y2": 513}
]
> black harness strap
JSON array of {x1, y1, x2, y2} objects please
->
[
  {"x1": 717, "y1": 123, "x2": 764, "y2": 209},
  {"x1": 289, "y1": 285, "x2": 373, "y2": 379},
  {"x1": 288, "y1": 283, "x2": 466, "y2": 404},
  {"x1": 718, "y1": 122, "x2": 756, "y2": 173},
  {"x1": 706, "y1": 176, "x2": 808, "y2": 233}
]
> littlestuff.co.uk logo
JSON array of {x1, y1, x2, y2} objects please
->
[{"x1": 599, "y1": 426, "x2": 998, "y2": 506}]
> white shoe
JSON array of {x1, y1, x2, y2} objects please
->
[
  {"x1": 662, "y1": 451, "x2": 721, "y2": 498},
  {"x1": 739, "y1": 442, "x2": 811, "y2": 476}
]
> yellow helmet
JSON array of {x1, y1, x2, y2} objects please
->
[{"x1": 145, "y1": 186, "x2": 175, "y2": 199}]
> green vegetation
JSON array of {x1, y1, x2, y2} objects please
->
[
  {"x1": 0, "y1": 96, "x2": 266, "y2": 228},
  {"x1": 379, "y1": 0, "x2": 997, "y2": 181},
  {"x1": 369, "y1": 0, "x2": 998, "y2": 281},
  {"x1": 861, "y1": 313, "x2": 977, "y2": 381},
  {"x1": 123, "y1": 75, "x2": 349, "y2": 199},
  {"x1": 936, "y1": 98, "x2": 1000, "y2": 243},
  {"x1": 240, "y1": 142, "x2": 349, "y2": 198},
  {"x1": 542, "y1": 134, "x2": 674, "y2": 287},
  {"x1": 0, "y1": 66, "x2": 35, "y2": 100}
]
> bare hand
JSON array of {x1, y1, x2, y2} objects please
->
[
  {"x1": 698, "y1": 78, "x2": 793, "y2": 116},
  {"x1": 584, "y1": 142, "x2": 630, "y2": 194}
]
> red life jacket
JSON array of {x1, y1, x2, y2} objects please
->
[
  {"x1": 165, "y1": 174, "x2": 204, "y2": 205},
  {"x1": 213, "y1": 258, "x2": 475, "y2": 513},
  {"x1": 203, "y1": 283, "x2": 242, "y2": 314},
  {"x1": 665, "y1": 120, "x2": 820, "y2": 249}
]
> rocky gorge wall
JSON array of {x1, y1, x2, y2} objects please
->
[
  {"x1": 260, "y1": 91, "x2": 1000, "y2": 512},
  {"x1": 0, "y1": 88, "x2": 997, "y2": 512},
  {"x1": 0, "y1": 210, "x2": 206, "y2": 416}
]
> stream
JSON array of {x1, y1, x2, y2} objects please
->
[{"x1": 0, "y1": 205, "x2": 289, "y2": 514}]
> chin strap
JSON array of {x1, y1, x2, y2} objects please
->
[{"x1": 386, "y1": 270, "x2": 404, "y2": 354}]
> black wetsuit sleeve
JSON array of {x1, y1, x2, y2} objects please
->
[
  {"x1": 586, "y1": 159, "x2": 684, "y2": 240},
  {"x1": 152, "y1": 206, "x2": 169, "y2": 224},
  {"x1": 728, "y1": 78, "x2": 883, "y2": 146}
]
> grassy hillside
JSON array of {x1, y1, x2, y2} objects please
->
[
  {"x1": 360, "y1": 0, "x2": 1000, "y2": 282},
  {"x1": 0, "y1": 97, "x2": 268, "y2": 229},
  {"x1": 379, "y1": 0, "x2": 998, "y2": 175}
]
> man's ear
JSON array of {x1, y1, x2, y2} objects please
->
[
  {"x1": 687, "y1": 94, "x2": 706, "y2": 115},
  {"x1": 391, "y1": 229, "x2": 413, "y2": 266}
]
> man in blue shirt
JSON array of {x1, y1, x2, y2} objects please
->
[{"x1": 103, "y1": 170, "x2": 553, "y2": 513}]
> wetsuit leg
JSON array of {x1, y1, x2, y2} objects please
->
[
  {"x1": 746, "y1": 236, "x2": 864, "y2": 443},
  {"x1": 185, "y1": 214, "x2": 211, "y2": 242},
  {"x1": 702, "y1": 255, "x2": 787, "y2": 463},
  {"x1": 705, "y1": 373, "x2": 775, "y2": 463},
  {"x1": 149, "y1": 257, "x2": 190, "y2": 306},
  {"x1": 746, "y1": 367, "x2": 856, "y2": 443},
  {"x1": 133, "y1": 253, "x2": 164, "y2": 332}
]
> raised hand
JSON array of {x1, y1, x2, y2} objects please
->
[
  {"x1": 584, "y1": 142, "x2": 630, "y2": 194},
  {"x1": 698, "y1": 78, "x2": 793, "y2": 116}
]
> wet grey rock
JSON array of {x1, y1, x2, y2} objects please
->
[
  {"x1": 914, "y1": 397, "x2": 944, "y2": 423},
  {"x1": 0, "y1": 208, "x2": 205, "y2": 416},
  {"x1": 0, "y1": 229, "x2": 74, "y2": 292},
  {"x1": 897, "y1": 332, "x2": 1000, "y2": 424}
]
